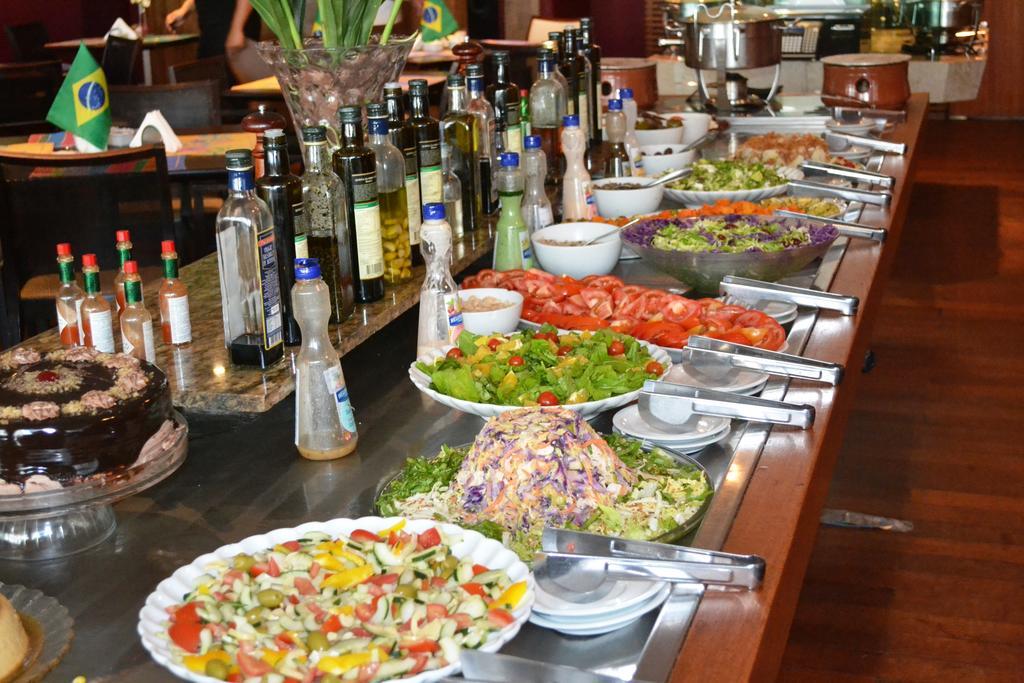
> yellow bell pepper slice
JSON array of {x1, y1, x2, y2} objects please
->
[
  {"x1": 262, "y1": 649, "x2": 286, "y2": 667},
  {"x1": 322, "y1": 564, "x2": 375, "y2": 590},
  {"x1": 182, "y1": 650, "x2": 232, "y2": 674},
  {"x1": 494, "y1": 581, "x2": 528, "y2": 609},
  {"x1": 379, "y1": 519, "x2": 406, "y2": 535},
  {"x1": 317, "y1": 648, "x2": 389, "y2": 675}
]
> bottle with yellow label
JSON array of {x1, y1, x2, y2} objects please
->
[{"x1": 408, "y1": 79, "x2": 443, "y2": 210}]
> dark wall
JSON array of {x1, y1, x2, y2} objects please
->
[
  {"x1": 538, "y1": 0, "x2": 648, "y2": 58},
  {"x1": 1, "y1": 0, "x2": 131, "y2": 62}
]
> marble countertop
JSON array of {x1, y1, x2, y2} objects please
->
[{"x1": 23, "y1": 227, "x2": 495, "y2": 414}]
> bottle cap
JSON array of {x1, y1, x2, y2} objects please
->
[
  {"x1": 423, "y1": 203, "x2": 446, "y2": 221},
  {"x1": 294, "y1": 257, "x2": 321, "y2": 281},
  {"x1": 520, "y1": 88, "x2": 528, "y2": 97},
  {"x1": 302, "y1": 125, "x2": 327, "y2": 143},
  {"x1": 384, "y1": 81, "x2": 402, "y2": 90},
  {"x1": 499, "y1": 152, "x2": 519, "y2": 167},
  {"x1": 493, "y1": 50, "x2": 509, "y2": 63},
  {"x1": 124, "y1": 260, "x2": 139, "y2": 275},
  {"x1": 562, "y1": 114, "x2": 579, "y2": 127},
  {"x1": 82, "y1": 253, "x2": 97, "y2": 268},
  {"x1": 116, "y1": 229, "x2": 131, "y2": 243},
  {"x1": 161, "y1": 240, "x2": 176, "y2": 254},
  {"x1": 56, "y1": 243, "x2": 72, "y2": 257},
  {"x1": 338, "y1": 106, "x2": 362, "y2": 124},
  {"x1": 263, "y1": 128, "x2": 286, "y2": 146},
  {"x1": 466, "y1": 63, "x2": 483, "y2": 78},
  {"x1": 524, "y1": 135, "x2": 541, "y2": 150},
  {"x1": 619, "y1": 87, "x2": 634, "y2": 99},
  {"x1": 366, "y1": 102, "x2": 387, "y2": 118},
  {"x1": 447, "y1": 73, "x2": 465, "y2": 87},
  {"x1": 408, "y1": 79, "x2": 428, "y2": 94},
  {"x1": 225, "y1": 149, "x2": 253, "y2": 170},
  {"x1": 581, "y1": 16, "x2": 592, "y2": 27},
  {"x1": 608, "y1": 99, "x2": 623, "y2": 111}
]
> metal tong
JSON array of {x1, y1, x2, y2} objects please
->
[
  {"x1": 774, "y1": 209, "x2": 888, "y2": 242},
  {"x1": 799, "y1": 159, "x2": 895, "y2": 189},
  {"x1": 721, "y1": 275, "x2": 859, "y2": 315},
  {"x1": 457, "y1": 651, "x2": 634, "y2": 683},
  {"x1": 825, "y1": 130, "x2": 907, "y2": 155},
  {"x1": 684, "y1": 335, "x2": 844, "y2": 386},
  {"x1": 831, "y1": 105, "x2": 907, "y2": 125},
  {"x1": 639, "y1": 379, "x2": 815, "y2": 430},
  {"x1": 537, "y1": 528, "x2": 765, "y2": 593},
  {"x1": 788, "y1": 177, "x2": 892, "y2": 207}
]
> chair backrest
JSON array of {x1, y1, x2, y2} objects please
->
[
  {"x1": 169, "y1": 55, "x2": 230, "y2": 88},
  {"x1": 102, "y1": 35, "x2": 141, "y2": 85},
  {"x1": 0, "y1": 145, "x2": 174, "y2": 292},
  {"x1": 110, "y1": 80, "x2": 222, "y2": 129},
  {"x1": 0, "y1": 60, "x2": 63, "y2": 126},
  {"x1": 4, "y1": 22, "x2": 50, "y2": 62},
  {"x1": 526, "y1": 17, "x2": 580, "y2": 44}
]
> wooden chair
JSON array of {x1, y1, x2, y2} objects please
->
[
  {"x1": 102, "y1": 35, "x2": 142, "y2": 85},
  {"x1": 110, "y1": 80, "x2": 222, "y2": 129},
  {"x1": 0, "y1": 61, "x2": 62, "y2": 130},
  {"x1": 3, "y1": 22, "x2": 50, "y2": 63},
  {"x1": 0, "y1": 145, "x2": 173, "y2": 342},
  {"x1": 168, "y1": 55, "x2": 230, "y2": 88},
  {"x1": 526, "y1": 17, "x2": 579, "y2": 44}
]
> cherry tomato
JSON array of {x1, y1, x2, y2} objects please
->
[
  {"x1": 472, "y1": 563, "x2": 489, "y2": 575},
  {"x1": 417, "y1": 527, "x2": 441, "y2": 549},
  {"x1": 321, "y1": 614, "x2": 342, "y2": 633},
  {"x1": 168, "y1": 620, "x2": 203, "y2": 653},
  {"x1": 460, "y1": 582, "x2": 487, "y2": 597},
  {"x1": 354, "y1": 596, "x2": 381, "y2": 622},
  {"x1": 293, "y1": 577, "x2": 317, "y2": 596},
  {"x1": 537, "y1": 391, "x2": 560, "y2": 406},
  {"x1": 532, "y1": 332, "x2": 555, "y2": 342},
  {"x1": 608, "y1": 340, "x2": 626, "y2": 356},
  {"x1": 172, "y1": 602, "x2": 202, "y2": 624},
  {"x1": 450, "y1": 612, "x2": 474, "y2": 631},
  {"x1": 409, "y1": 654, "x2": 430, "y2": 675},
  {"x1": 487, "y1": 337, "x2": 502, "y2": 351},
  {"x1": 445, "y1": 347, "x2": 464, "y2": 359},
  {"x1": 487, "y1": 608, "x2": 516, "y2": 628},
  {"x1": 508, "y1": 355, "x2": 525, "y2": 367},
  {"x1": 351, "y1": 529, "x2": 383, "y2": 544},
  {"x1": 280, "y1": 540, "x2": 301, "y2": 552},
  {"x1": 645, "y1": 361, "x2": 665, "y2": 376},
  {"x1": 556, "y1": 345, "x2": 572, "y2": 356},
  {"x1": 425, "y1": 604, "x2": 449, "y2": 621},
  {"x1": 236, "y1": 651, "x2": 272, "y2": 677},
  {"x1": 402, "y1": 639, "x2": 441, "y2": 654},
  {"x1": 365, "y1": 573, "x2": 399, "y2": 586}
]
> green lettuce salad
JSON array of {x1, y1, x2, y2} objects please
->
[{"x1": 669, "y1": 159, "x2": 785, "y2": 192}]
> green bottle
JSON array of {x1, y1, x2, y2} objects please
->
[{"x1": 493, "y1": 152, "x2": 533, "y2": 271}]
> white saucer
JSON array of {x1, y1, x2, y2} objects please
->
[
  {"x1": 618, "y1": 426, "x2": 732, "y2": 453},
  {"x1": 825, "y1": 121, "x2": 875, "y2": 136},
  {"x1": 669, "y1": 362, "x2": 770, "y2": 395},
  {"x1": 613, "y1": 405, "x2": 731, "y2": 444},
  {"x1": 759, "y1": 300, "x2": 798, "y2": 325},
  {"x1": 533, "y1": 578, "x2": 663, "y2": 619},
  {"x1": 530, "y1": 584, "x2": 671, "y2": 636}
]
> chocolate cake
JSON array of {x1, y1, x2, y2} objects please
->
[{"x1": 0, "y1": 346, "x2": 172, "y2": 485}]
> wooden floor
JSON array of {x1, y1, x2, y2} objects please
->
[{"x1": 777, "y1": 119, "x2": 1024, "y2": 683}]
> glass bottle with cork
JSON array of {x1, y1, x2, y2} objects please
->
[
  {"x1": 408, "y1": 79, "x2": 444, "y2": 211},
  {"x1": 241, "y1": 104, "x2": 287, "y2": 178},
  {"x1": 214, "y1": 149, "x2": 285, "y2": 368},
  {"x1": 603, "y1": 99, "x2": 632, "y2": 178},
  {"x1": 416, "y1": 204, "x2": 464, "y2": 358},
  {"x1": 493, "y1": 152, "x2": 533, "y2": 271},
  {"x1": 256, "y1": 128, "x2": 304, "y2": 345},
  {"x1": 466, "y1": 64, "x2": 498, "y2": 216},
  {"x1": 300, "y1": 125, "x2": 355, "y2": 323},
  {"x1": 441, "y1": 73, "x2": 480, "y2": 234},
  {"x1": 158, "y1": 240, "x2": 192, "y2": 347},
  {"x1": 530, "y1": 49, "x2": 568, "y2": 185},
  {"x1": 79, "y1": 253, "x2": 114, "y2": 352},
  {"x1": 54, "y1": 243, "x2": 84, "y2": 347},
  {"x1": 113, "y1": 230, "x2": 134, "y2": 319},
  {"x1": 367, "y1": 103, "x2": 413, "y2": 285},
  {"x1": 332, "y1": 105, "x2": 385, "y2": 304},
  {"x1": 293, "y1": 257, "x2": 358, "y2": 460},
  {"x1": 120, "y1": 260, "x2": 155, "y2": 363},
  {"x1": 383, "y1": 82, "x2": 424, "y2": 267},
  {"x1": 486, "y1": 51, "x2": 522, "y2": 154}
]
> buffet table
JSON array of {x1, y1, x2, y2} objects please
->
[{"x1": 0, "y1": 95, "x2": 927, "y2": 682}]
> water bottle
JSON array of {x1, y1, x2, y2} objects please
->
[
  {"x1": 293, "y1": 258, "x2": 358, "y2": 460},
  {"x1": 417, "y1": 204, "x2": 464, "y2": 357},
  {"x1": 521, "y1": 135, "x2": 554, "y2": 235}
]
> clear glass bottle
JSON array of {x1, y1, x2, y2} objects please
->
[
  {"x1": 256, "y1": 128, "x2": 303, "y2": 345},
  {"x1": 300, "y1": 125, "x2": 355, "y2": 323},
  {"x1": 441, "y1": 147, "x2": 464, "y2": 239},
  {"x1": 367, "y1": 103, "x2": 413, "y2": 285},
  {"x1": 530, "y1": 49, "x2": 568, "y2": 185},
  {"x1": 293, "y1": 258, "x2": 358, "y2": 460},
  {"x1": 494, "y1": 152, "x2": 533, "y2": 271},
  {"x1": 466, "y1": 64, "x2": 498, "y2": 216},
  {"x1": 333, "y1": 105, "x2": 386, "y2": 303},
  {"x1": 54, "y1": 242, "x2": 84, "y2": 347},
  {"x1": 560, "y1": 30, "x2": 580, "y2": 123},
  {"x1": 441, "y1": 73, "x2": 480, "y2": 234},
  {"x1": 619, "y1": 87, "x2": 645, "y2": 176},
  {"x1": 120, "y1": 260, "x2": 155, "y2": 363},
  {"x1": 383, "y1": 82, "x2": 424, "y2": 267},
  {"x1": 569, "y1": 28, "x2": 592, "y2": 140},
  {"x1": 522, "y1": 136, "x2": 554, "y2": 235},
  {"x1": 158, "y1": 239, "x2": 192, "y2": 347},
  {"x1": 416, "y1": 204, "x2": 464, "y2": 357},
  {"x1": 603, "y1": 99, "x2": 632, "y2": 178},
  {"x1": 79, "y1": 253, "x2": 114, "y2": 352},
  {"x1": 408, "y1": 79, "x2": 444, "y2": 209},
  {"x1": 113, "y1": 229, "x2": 134, "y2": 320},
  {"x1": 486, "y1": 51, "x2": 522, "y2": 154},
  {"x1": 214, "y1": 149, "x2": 285, "y2": 368},
  {"x1": 546, "y1": 31, "x2": 572, "y2": 97},
  {"x1": 561, "y1": 115, "x2": 596, "y2": 221}
]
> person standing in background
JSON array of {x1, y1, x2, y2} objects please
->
[{"x1": 165, "y1": 0, "x2": 271, "y2": 83}]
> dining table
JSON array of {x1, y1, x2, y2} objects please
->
[
  {"x1": 44, "y1": 33, "x2": 201, "y2": 86},
  {"x1": 226, "y1": 71, "x2": 449, "y2": 101}
]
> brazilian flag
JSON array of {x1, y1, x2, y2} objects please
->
[
  {"x1": 421, "y1": 0, "x2": 458, "y2": 42},
  {"x1": 46, "y1": 44, "x2": 111, "y2": 151}
]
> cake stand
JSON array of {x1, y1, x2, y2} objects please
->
[{"x1": 0, "y1": 411, "x2": 189, "y2": 561}]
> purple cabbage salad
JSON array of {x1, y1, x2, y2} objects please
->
[{"x1": 622, "y1": 215, "x2": 839, "y2": 255}]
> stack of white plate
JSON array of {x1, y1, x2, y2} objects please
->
[
  {"x1": 613, "y1": 405, "x2": 731, "y2": 453},
  {"x1": 529, "y1": 579, "x2": 671, "y2": 636},
  {"x1": 667, "y1": 363, "x2": 769, "y2": 397}
]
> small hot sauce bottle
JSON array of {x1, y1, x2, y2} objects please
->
[
  {"x1": 80, "y1": 253, "x2": 115, "y2": 352},
  {"x1": 158, "y1": 240, "x2": 192, "y2": 347},
  {"x1": 54, "y1": 242, "x2": 84, "y2": 347},
  {"x1": 113, "y1": 229, "x2": 134, "y2": 319},
  {"x1": 120, "y1": 260, "x2": 155, "y2": 363}
]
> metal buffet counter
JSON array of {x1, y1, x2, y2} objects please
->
[{"x1": 0, "y1": 96, "x2": 927, "y2": 682}]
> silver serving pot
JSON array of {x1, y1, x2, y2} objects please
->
[
  {"x1": 682, "y1": 2, "x2": 783, "y2": 71},
  {"x1": 902, "y1": 0, "x2": 982, "y2": 30}
]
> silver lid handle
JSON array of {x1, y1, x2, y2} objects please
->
[
  {"x1": 800, "y1": 160, "x2": 895, "y2": 189},
  {"x1": 826, "y1": 130, "x2": 907, "y2": 155},
  {"x1": 686, "y1": 335, "x2": 844, "y2": 385},
  {"x1": 774, "y1": 209, "x2": 888, "y2": 242},
  {"x1": 720, "y1": 275, "x2": 859, "y2": 315}
]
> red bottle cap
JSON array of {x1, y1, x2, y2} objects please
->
[
  {"x1": 124, "y1": 260, "x2": 139, "y2": 275},
  {"x1": 161, "y1": 240, "x2": 176, "y2": 254},
  {"x1": 56, "y1": 243, "x2": 72, "y2": 256},
  {"x1": 116, "y1": 229, "x2": 131, "y2": 243},
  {"x1": 82, "y1": 253, "x2": 98, "y2": 267}
]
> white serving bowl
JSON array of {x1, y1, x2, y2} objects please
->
[
  {"x1": 531, "y1": 221, "x2": 622, "y2": 280},
  {"x1": 676, "y1": 112, "x2": 712, "y2": 145},
  {"x1": 458, "y1": 288, "x2": 524, "y2": 335},
  {"x1": 640, "y1": 144, "x2": 697, "y2": 176},
  {"x1": 634, "y1": 124, "x2": 684, "y2": 147},
  {"x1": 591, "y1": 176, "x2": 664, "y2": 219}
]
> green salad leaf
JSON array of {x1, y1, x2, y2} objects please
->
[{"x1": 377, "y1": 445, "x2": 468, "y2": 516}]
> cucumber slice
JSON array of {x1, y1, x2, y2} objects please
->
[
  {"x1": 377, "y1": 659, "x2": 415, "y2": 678},
  {"x1": 470, "y1": 570, "x2": 504, "y2": 586}
]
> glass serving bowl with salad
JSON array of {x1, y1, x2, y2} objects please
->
[{"x1": 665, "y1": 159, "x2": 800, "y2": 206}]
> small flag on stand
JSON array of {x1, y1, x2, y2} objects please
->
[
  {"x1": 46, "y1": 44, "x2": 112, "y2": 151},
  {"x1": 421, "y1": 0, "x2": 458, "y2": 42}
]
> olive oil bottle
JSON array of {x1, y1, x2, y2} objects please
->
[
  {"x1": 383, "y1": 83, "x2": 424, "y2": 267},
  {"x1": 441, "y1": 73, "x2": 480, "y2": 233},
  {"x1": 367, "y1": 103, "x2": 413, "y2": 285},
  {"x1": 408, "y1": 79, "x2": 443, "y2": 210},
  {"x1": 332, "y1": 106, "x2": 385, "y2": 304}
]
